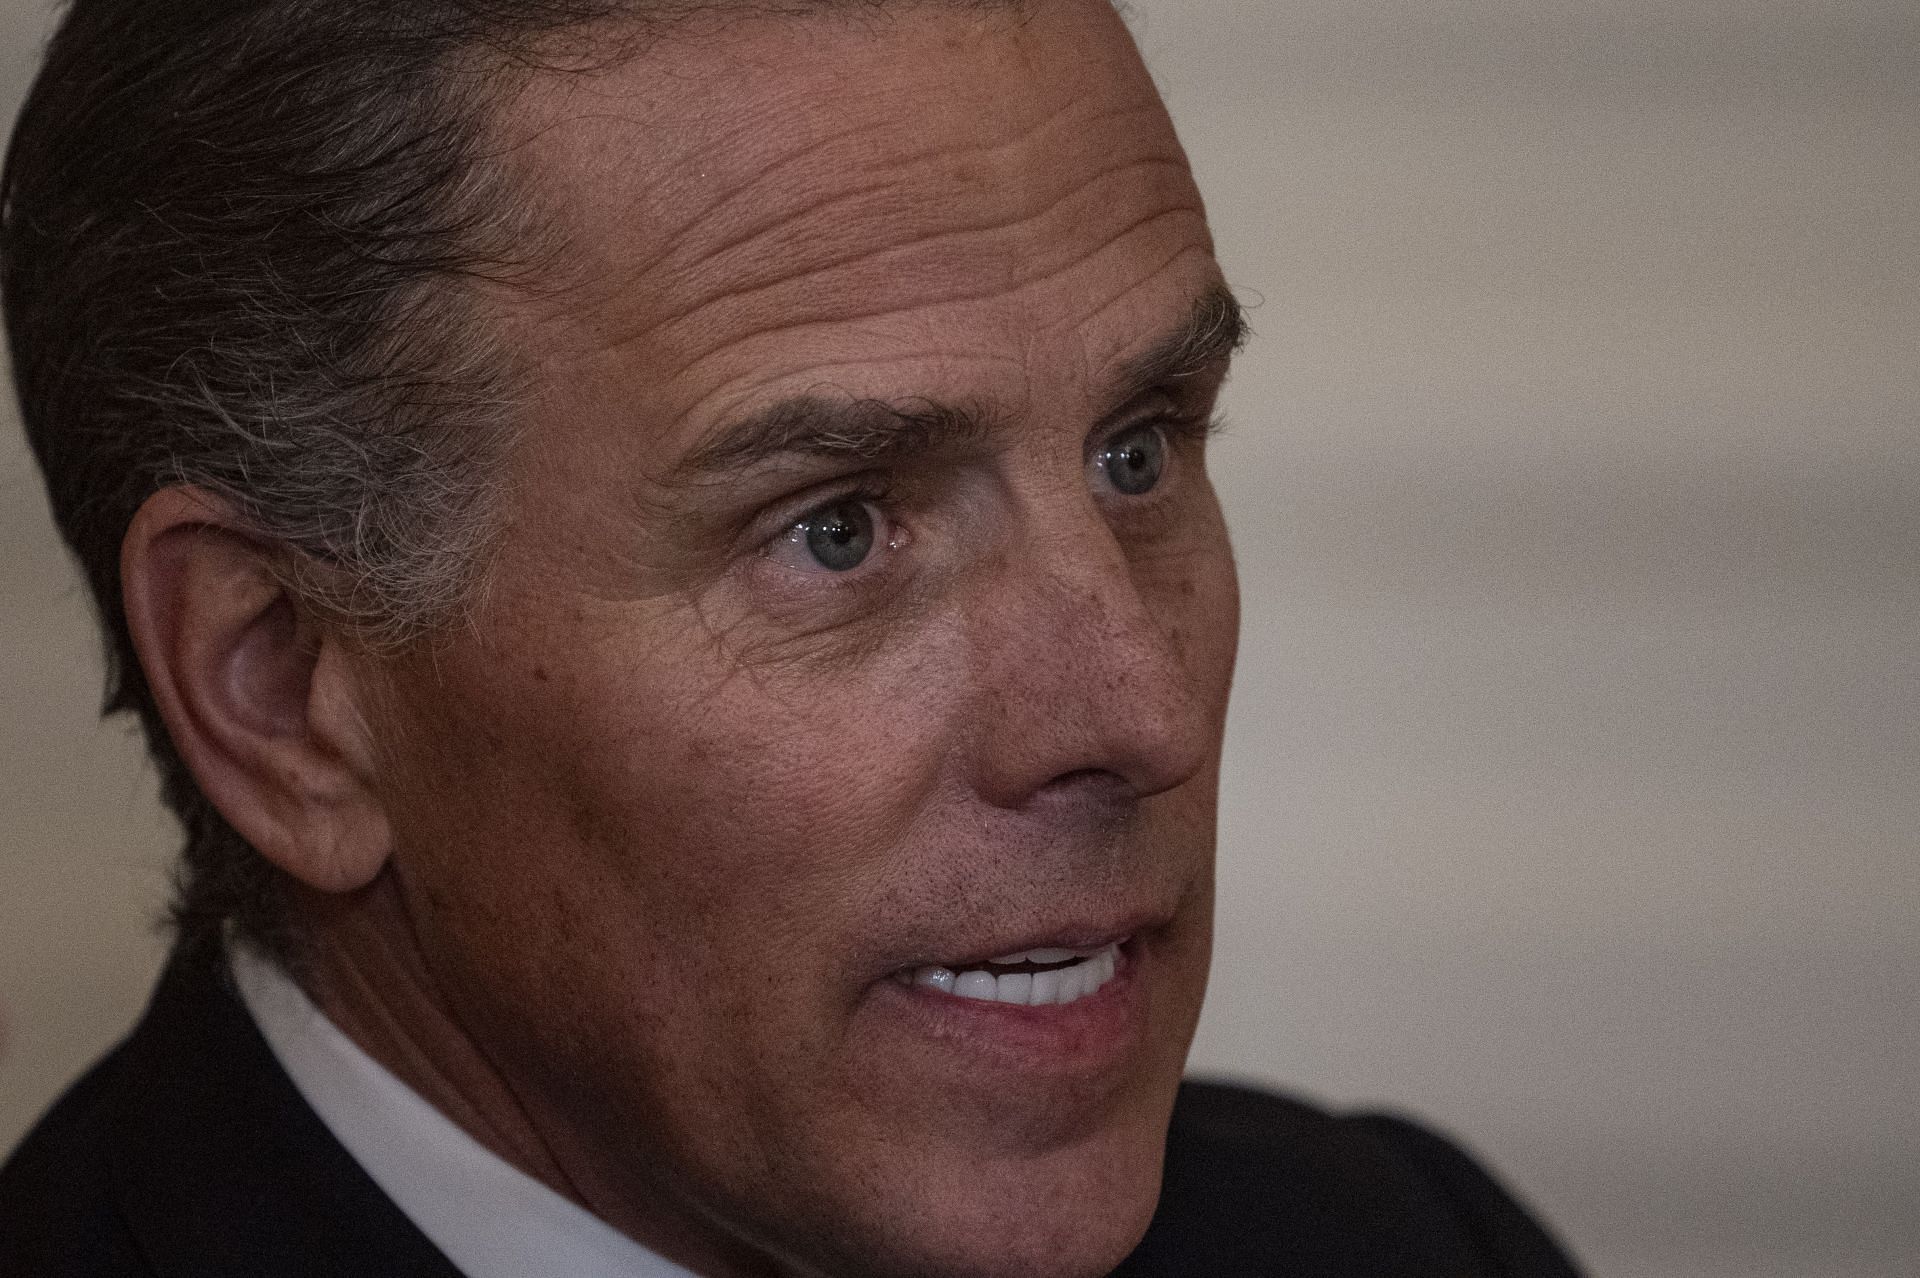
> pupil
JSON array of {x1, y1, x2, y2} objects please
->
[{"x1": 1105, "y1": 425, "x2": 1164, "y2": 496}]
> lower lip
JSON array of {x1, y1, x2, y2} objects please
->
[{"x1": 865, "y1": 941, "x2": 1146, "y2": 1076}]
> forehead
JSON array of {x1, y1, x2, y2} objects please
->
[{"x1": 491, "y1": 0, "x2": 1214, "y2": 445}]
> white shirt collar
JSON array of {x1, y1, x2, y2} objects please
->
[{"x1": 229, "y1": 945, "x2": 699, "y2": 1278}]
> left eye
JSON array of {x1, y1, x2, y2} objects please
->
[
  {"x1": 1094, "y1": 421, "x2": 1169, "y2": 497},
  {"x1": 771, "y1": 497, "x2": 888, "y2": 573}
]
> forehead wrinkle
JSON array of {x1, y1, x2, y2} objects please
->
[
  {"x1": 513, "y1": 30, "x2": 1173, "y2": 327},
  {"x1": 647, "y1": 151, "x2": 1192, "y2": 339},
  {"x1": 645, "y1": 194, "x2": 1207, "y2": 389},
  {"x1": 1035, "y1": 237, "x2": 1221, "y2": 347},
  {"x1": 492, "y1": 58, "x2": 913, "y2": 322},
  {"x1": 547, "y1": 82, "x2": 1183, "y2": 351},
  {"x1": 582, "y1": 132, "x2": 1190, "y2": 369},
  {"x1": 512, "y1": 107, "x2": 893, "y2": 311},
  {"x1": 640, "y1": 96, "x2": 1178, "y2": 295},
  {"x1": 643, "y1": 127, "x2": 892, "y2": 273}
]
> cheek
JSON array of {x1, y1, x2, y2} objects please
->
[
  {"x1": 402, "y1": 625, "x2": 964, "y2": 986},
  {"x1": 370, "y1": 632, "x2": 978, "y2": 1162},
  {"x1": 1142, "y1": 530, "x2": 1241, "y2": 705}
]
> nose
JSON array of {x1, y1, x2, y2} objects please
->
[{"x1": 962, "y1": 508, "x2": 1231, "y2": 812}]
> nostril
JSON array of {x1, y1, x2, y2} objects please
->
[
  {"x1": 1050, "y1": 767, "x2": 1118, "y2": 788},
  {"x1": 1033, "y1": 767, "x2": 1139, "y2": 808}
]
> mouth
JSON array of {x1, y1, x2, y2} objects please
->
[
  {"x1": 862, "y1": 911, "x2": 1181, "y2": 1081},
  {"x1": 889, "y1": 939, "x2": 1127, "y2": 1008}
]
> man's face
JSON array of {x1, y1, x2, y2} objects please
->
[{"x1": 362, "y1": 3, "x2": 1240, "y2": 1274}]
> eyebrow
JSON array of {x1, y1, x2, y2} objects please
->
[
  {"x1": 676, "y1": 393, "x2": 998, "y2": 480},
  {"x1": 1109, "y1": 281, "x2": 1251, "y2": 408},
  {"x1": 671, "y1": 283, "x2": 1249, "y2": 482}
]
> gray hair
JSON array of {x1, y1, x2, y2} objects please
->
[
  {"x1": 2, "y1": 0, "x2": 613, "y2": 963},
  {"x1": 5, "y1": 0, "x2": 1038, "y2": 966}
]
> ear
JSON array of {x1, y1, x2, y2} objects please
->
[{"x1": 121, "y1": 486, "x2": 391, "y2": 894}]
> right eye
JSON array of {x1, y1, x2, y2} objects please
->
[
  {"x1": 768, "y1": 497, "x2": 890, "y2": 574},
  {"x1": 1092, "y1": 420, "x2": 1170, "y2": 498}
]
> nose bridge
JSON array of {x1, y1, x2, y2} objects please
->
[{"x1": 964, "y1": 501, "x2": 1211, "y2": 808}]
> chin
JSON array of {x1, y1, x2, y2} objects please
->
[
  {"x1": 796, "y1": 1175, "x2": 1163, "y2": 1278},
  {"x1": 726, "y1": 917, "x2": 1208, "y2": 1278},
  {"x1": 922, "y1": 1166, "x2": 1163, "y2": 1278},
  {"x1": 762, "y1": 1084, "x2": 1174, "y2": 1278}
]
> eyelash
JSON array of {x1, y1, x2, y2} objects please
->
[
  {"x1": 817, "y1": 479, "x2": 894, "y2": 525},
  {"x1": 1154, "y1": 410, "x2": 1226, "y2": 447}
]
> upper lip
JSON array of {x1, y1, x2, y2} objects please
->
[{"x1": 889, "y1": 905, "x2": 1171, "y2": 976}]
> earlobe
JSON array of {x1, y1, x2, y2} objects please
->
[{"x1": 122, "y1": 487, "x2": 392, "y2": 896}]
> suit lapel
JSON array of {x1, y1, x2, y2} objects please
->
[{"x1": 104, "y1": 939, "x2": 464, "y2": 1277}]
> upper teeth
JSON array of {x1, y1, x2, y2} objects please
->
[{"x1": 905, "y1": 942, "x2": 1122, "y2": 1006}]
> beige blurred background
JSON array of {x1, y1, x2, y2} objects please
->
[{"x1": 3, "y1": 1, "x2": 1915, "y2": 1274}]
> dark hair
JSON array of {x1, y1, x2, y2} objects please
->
[{"x1": 1, "y1": 0, "x2": 644, "y2": 964}]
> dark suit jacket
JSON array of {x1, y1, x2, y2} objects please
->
[{"x1": 1, "y1": 940, "x2": 1582, "y2": 1276}]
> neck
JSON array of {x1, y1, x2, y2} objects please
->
[
  {"x1": 291, "y1": 875, "x2": 579, "y2": 1197},
  {"x1": 281, "y1": 874, "x2": 784, "y2": 1278}
]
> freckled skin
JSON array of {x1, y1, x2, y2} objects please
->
[{"x1": 313, "y1": 4, "x2": 1241, "y2": 1277}]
